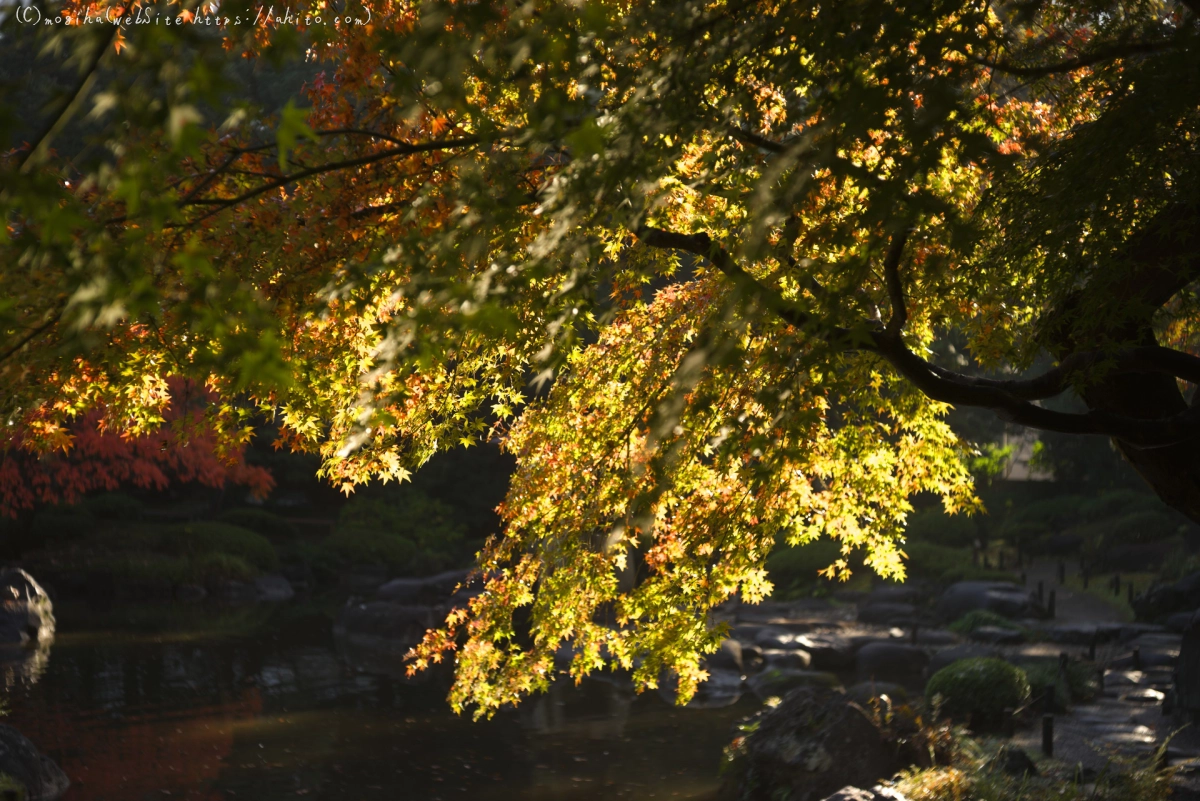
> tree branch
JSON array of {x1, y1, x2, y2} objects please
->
[
  {"x1": 18, "y1": 27, "x2": 118, "y2": 174},
  {"x1": 0, "y1": 309, "x2": 63, "y2": 366},
  {"x1": 636, "y1": 225, "x2": 1200, "y2": 448},
  {"x1": 882, "y1": 230, "x2": 910, "y2": 338},
  {"x1": 969, "y1": 38, "x2": 1174, "y2": 78}
]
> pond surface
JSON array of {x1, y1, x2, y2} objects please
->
[{"x1": 3, "y1": 601, "x2": 753, "y2": 801}]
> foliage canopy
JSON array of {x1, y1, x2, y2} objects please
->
[{"x1": 4, "y1": 0, "x2": 1200, "y2": 713}]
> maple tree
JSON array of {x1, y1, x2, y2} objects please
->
[
  {"x1": 3, "y1": 0, "x2": 1200, "y2": 714},
  {"x1": 0, "y1": 379, "x2": 273, "y2": 518}
]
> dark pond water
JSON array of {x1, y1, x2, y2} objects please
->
[{"x1": 2, "y1": 601, "x2": 753, "y2": 801}]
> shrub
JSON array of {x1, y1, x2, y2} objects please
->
[
  {"x1": 1019, "y1": 659, "x2": 1100, "y2": 712},
  {"x1": 1079, "y1": 489, "x2": 1166, "y2": 522},
  {"x1": 82, "y1": 492, "x2": 145, "y2": 521},
  {"x1": 926, "y1": 658, "x2": 1030, "y2": 730},
  {"x1": 321, "y1": 528, "x2": 420, "y2": 572},
  {"x1": 93, "y1": 553, "x2": 193, "y2": 586},
  {"x1": 947, "y1": 610, "x2": 1020, "y2": 635},
  {"x1": 191, "y1": 552, "x2": 256, "y2": 583},
  {"x1": 765, "y1": 537, "x2": 846, "y2": 597},
  {"x1": 0, "y1": 772, "x2": 26, "y2": 800},
  {"x1": 28, "y1": 506, "x2": 95, "y2": 543},
  {"x1": 903, "y1": 541, "x2": 972, "y2": 583},
  {"x1": 905, "y1": 508, "x2": 979, "y2": 549},
  {"x1": 217, "y1": 508, "x2": 297, "y2": 539},
  {"x1": 938, "y1": 566, "x2": 1016, "y2": 584},
  {"x1": 166, "y1": 522, "x2": 279, "y2": 571},
  {"x1": 334, "y1": 490, "x2": 468, "y2": 574}
]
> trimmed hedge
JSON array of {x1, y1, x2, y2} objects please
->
[{"x1": 926, "y1": 658, "x2": 1030, "y2": 730}]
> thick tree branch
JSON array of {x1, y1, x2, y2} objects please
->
[
  {"x1": 882, "y1": 230, "x2": 910, "y2": 338},
  {"x1": 637, "y1": 225, "x2": 1200, "y2": 448},
  {"x1": 969, "y1": 38, "x2": 1175, "y2": 78}
]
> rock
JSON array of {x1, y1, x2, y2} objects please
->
[
  {"x1": 175, "y1": 584, "x2": 207, "y2": 602},
  {"x1": 339, "y1": 565, "x2": 388, "y2": 593},
  {"x1": 1119, "y1": 623, "x2": 1166, "y2": 642},
  {"x1": 857, "y1": 603, "x2": 916, "y2": 625},
  {"x1": 756, "y1": 628, "x2": 807, "y2": 650},
  {"x1": 936, "y1": 581, "x2": 1036, "y2": 621},
  {"x1": 1168, "y1": 611, "x2": 1200, "y2": 633},
  {"x1": 0, "y1": 724, "x2": 69, "y2": 800},
  {"x1": 864, "y1": 586, "x2": 922, "y2": 605},
  {"x1": 742, "y1": 643, "x2": 766, "y2": 672},
  {"x1": 991, "y1": 744, "x2": 1038, "y2": 778},
  {"x1": 762, "y1": 648, "x2": 813, "y2": 671},
  {"x1": 421, "y1": 568, "x2": 472, "y2": 595},
  {"x1": 748, "y1": 668, "x2": 841, "y2": 699},
  {"x1": 911, "y1": 629, "x2": 958, "y2": 647},
  {"x1": 1043, "y1": 623, "x2": 1123, "y2": 645},
  {"x1": 253, "y1": 574, "x2": 295, "y2": 602},
  {"x1": 722, "y1": 688, "x2": 903, "y2": 801},
  {"x1": 968, "y1": 626, "x2": 1026, "y2": 645},
  {"x1": 929, "y1": 645, "x2": 1001, "y2": 674},
  {"x1": 663, "y1": 668, "x2": 744, "y2": 708},
  {"x1": 855, "y1": 643, "x2": 929, "y2": 687},
  {"x1": 798, "y1": 635, "x2": 856, "y2": 670},
  {"x1": 375, "y1": 577, "x2": 425, "y2": 603},
  {"x1": 333, "y1": 601, "x2": 435, "y2": 652},
  {"x1": 214, "y1": 580, "x2": 257, "y2": 603},
  {"x1": 0, "y1": 569, "x2": 54, "y2": 646},
  {"x1": 820, "y1": 787, "x2": 909, "y2": 801},
  {"x1": 844, "y1": 681, "x2": 908, "y2": 705},
  {"x1": 707, "y1": 639, "x2": 745, "y2": 673},
  {"x1": 375, "y1": 569, "x2": 474, "y2": 605}
]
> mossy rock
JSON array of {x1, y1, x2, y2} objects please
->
[
  {"x1": 747, "y1": 668, "x2": 841, "y2": 700},
  {"x1": 926, "y1": 658, "x2": 1029, "y2": 731}
]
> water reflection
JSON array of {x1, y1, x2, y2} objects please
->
[
  {"x1": 0, "y1": 641, "x2": 51, "y2": 691},
  {"x1": 2, "y1": 602, "x2": 750, "y2": 800}
]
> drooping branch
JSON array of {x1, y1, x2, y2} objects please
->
[
  {"x1": 18, "y1": 27, "x2": 118, "y2": 174},
  {"x1": 636, "y1": 225, "x2": 1200, "y2": 448}
]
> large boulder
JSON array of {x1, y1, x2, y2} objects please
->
[
  {"x1": 253, "y1": 574, "x2": 295, "y2": 602},
  {"x1": 333, "y1": 601, "x2": 436, "y2": 653},
  {"x1": 376, "y1": 569, "x2": 475, "y2": 605},
  {"x1": 821, "y1": 788, "x2": 908, "y2": 801},
  {"x1": 762, "y1": 648, "x2": 813, "y2": 671},
  {"x1": 0, "y1": 569, "x2": 54, "y2": 647},
  {"x1": 706, "y1": 639, "x2": 745, "y2": 673},
  {"x1": 721, "y1": 688, "x2": 902, "y2": 801},
  {"x1": 0, "y1": 725, "x2": 69, "y2": 800},
  {"x1": 748, "y1": 669, "x2": 840, "y2": 700},
  {"x1": 797, "y1": 634, "x2": 857, "y2": 670},
  {"x1": 935, "y1": 582, "x2": 1037, "y2": 621},
  {"x1": 1135, "y1": 572, "x2": 1200, "y2": 621},
  {"x1": 857, "y1": 603, "x2": 916, "y2": 626},
  {"x1": 662, "y1": 668, "x2": 744, "y2": 708},
  {"x1": 855, "y1": 643, "x2": 929, "y2": 687}
]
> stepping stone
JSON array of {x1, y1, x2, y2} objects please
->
[
  {"x1": 1125, "y1": 632, "x2": 1182, "y2": 651},
  {"x1": 761, "y1": 648, "x2": 813, "y2": 670},
  {"x1": 1087, "y1": 723, "x2": 1154, "y2": 737},
  {"x1": 1119, "y1": 688, "x2": 1165, "y2": 704},
  {"x1": 1103, "y1": 670, "x2": 1147, "y2": 686},
  {"x1": 912, "y1": 629, "x2": 959, "y2": 646},
  {"x1": 1098, "y1": 729, "x2": 1157, "y2": 746}
]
